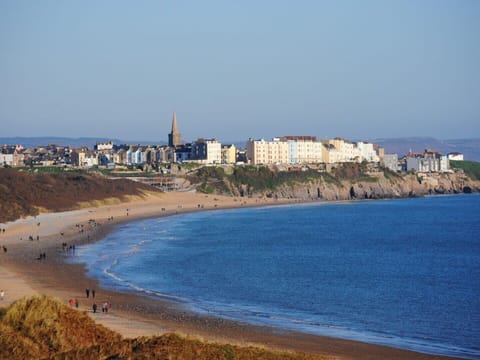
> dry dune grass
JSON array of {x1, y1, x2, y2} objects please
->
[
  {"x1": 0, "y1": 296, "x2": 120, "y2": 358},
  {"x1": 0, "y1": 296, "x2": 325, "y2": 360},
  {"x1": 0, "y1": 169, "x2": 160, "y2": 223}
]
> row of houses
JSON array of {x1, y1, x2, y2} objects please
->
[
  {"x1": 76, "y1": 139, "x2": 237, "y2": 167},
  {"x1": 1, "y1": 140, "x2": 462, "y2": 175},
  {"x1": 2, "y1": 112, "x2": 465, "y2": 173},
  {"x1": 246, "y1": 137, "x2": 466, "y2": 174},
  {"x1": 0, "y1": 140, "x2": 239, "y2": 168},
  {"x1": 246, "y1": 136, "x2": 382, "y2": 165},
  {"x1": 0, "y1": 144, "x2": 72, "y2": 167},
  {"x1": 383, "y1": 150, "x2": 464, "y2": 173}
]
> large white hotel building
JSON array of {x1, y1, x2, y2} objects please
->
[{"x1": 247, "y1": 136, "x2": 381, "y2": 165}]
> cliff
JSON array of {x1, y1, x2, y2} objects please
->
[
  {"x1": 187, "y1": 164, "x2": 480, "y2": 201},
  {"x1": 271, "y1": 171, "x2": 479, "y2": 201}
]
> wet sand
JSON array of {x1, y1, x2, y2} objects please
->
[{"x1": 0, "y1": 191, "x2": 460, "y2": 359}]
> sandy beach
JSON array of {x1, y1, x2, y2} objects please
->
[{"x1": 0, "y1": 191, "x2": 460, "y2": 360}]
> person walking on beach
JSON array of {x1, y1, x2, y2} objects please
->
[
  {"x1": 92, "y1": 289, "x2": 96, "y2": 298},
  {"x1": 75, "y1": 298, "x2": 79, "y2": 308},
  {"x1": 92, "y1": 302, "x2": 97, "y2": 313},
  {"x1": 0, "y1": 290, "x2": 4, "y2": 300},
  {"x1": 85, "y1": 288, "x2": 90, "y2": 298}
]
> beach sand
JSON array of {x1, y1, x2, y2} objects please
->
[{"x1": 0, "y1": 191, "x2": 460, "y2": 359}]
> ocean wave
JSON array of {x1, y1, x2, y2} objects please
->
[{"x1": 101, "y1": 262, "x2": 187, "y2": 303}]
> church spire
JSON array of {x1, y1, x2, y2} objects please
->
[
  {"x1": 171, "y1": 112, "x2": 178, "y2": 133},
  {"x1": 168, "y1": 112, "x2": 182, "y2": 147}
]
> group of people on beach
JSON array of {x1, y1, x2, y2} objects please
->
[
  {"x1": 85, "y1": 288, "x2": 96, "y2": 298},
  {"x1": 61, "y1": 242, "x2": 76, "y2": 254},
  {"x1": 92, "y1": 301, "x2": 110, "y2": 313},
  {"x1": 67, "y1": 288, "x2": 112, "y2": 314},
  {"x1": 68, "y1": 297, "x2": 111, "y2": 314}
]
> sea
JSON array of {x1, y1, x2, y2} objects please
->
[{"x1": 71, "y1": 194, "x2": 480, "y2": 359}]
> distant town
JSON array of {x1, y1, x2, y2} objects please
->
[{"x1": 0, "y1": 113, "x2": 465, "y2": 174}]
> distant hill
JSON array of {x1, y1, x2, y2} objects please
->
[
  {"x1": 0, "y1": 137, "x2": 166, "y2": 148},
  {"x1": 369, "y1": 137, "x2": 480, "y2": 161}
]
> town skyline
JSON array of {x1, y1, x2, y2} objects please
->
[{"x1": 1, "y1": 1, "x2": 479, "y2": 141}]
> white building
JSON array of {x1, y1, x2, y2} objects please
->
[
  {"x1": 96, "y1": 141, "x2": 114, "y2": 151},
  {"x1": 323, "y1": 138, "x2": 357, "y2": 163},
  {"x1": 221, "y1": 144, "x2": 237, "y2": 164},
  {"x1": 406, "y1": 151, "x2": 449, "y2": 173},
  {"x1": 78, "y1": 150, "x2": 99, "y2": 167},
  {"x1": 247, "y1": 138, "x2": 289, "y2": 165},
  {"x1": 447, "y1": 152, "x2": 464, "y2": 161},
  {"x1": 355, "y1": 142, "x2": 380, "y2": 162},
  {"x1": 133, "y1": 147, "x2": 145, "y2": 164},
  {"x1": 282, "y1": 136, "x2": 323, "y2": 164},
  {"x1": 382, "y1": 154, "x2": 399, "y2": 172},
  {"x1": 0, "y1": 153, "x2": 14, "y2": 167},
  {"x1": 192, "y1": 138, "x2": 222, "y2": 164}
]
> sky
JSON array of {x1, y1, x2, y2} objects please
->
[{"x1": 1, "y1": 0, "x2": 479, "y2": 143}]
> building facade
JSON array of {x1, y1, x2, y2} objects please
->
[
  {"x1": 247, "y1": 138, "x2": 289, "y2": 165},
  {"x1": 221, "y1": 144, "x2": 237, "y2": 164},
  {"x1": 406, "y1": 150, "x2": 449, "y2": 172},
  {"x1": 382, "y1": 154, "x2": 399, "y2": 172},
  {"x1": 191, "y1": 139, "x2": 222, "y2": 164}
]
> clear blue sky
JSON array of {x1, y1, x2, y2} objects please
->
[{"x1": 1, "y1": 0, "x2": 479, "y2": 142}]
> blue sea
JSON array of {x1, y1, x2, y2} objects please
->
[{"x1": 71, "y1": 194, "x2": 480, "y2": 359}]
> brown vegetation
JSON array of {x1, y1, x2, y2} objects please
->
[
  {"x1": 0, "y1": 169, "x2": 159, "y2": 223},
  {"x1": 0, "y1": 296, "x2": 324, "y2": 359}
]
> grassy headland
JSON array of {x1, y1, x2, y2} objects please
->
[{"x1": 187, "y1": 163, "x2": 379, "y2": 196}]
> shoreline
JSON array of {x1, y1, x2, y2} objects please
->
[{"x1": 0, "y1": 192, "x2": 463, "y2": 359}]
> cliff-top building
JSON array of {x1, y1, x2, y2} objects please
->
[{"x1": 168, "y1": 112, "x2": 182, "y2": 147}]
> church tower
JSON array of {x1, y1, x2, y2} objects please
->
[{"x1": 168, "y1": 112, "x2": 182, "y2": 147}]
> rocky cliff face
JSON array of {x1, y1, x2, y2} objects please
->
[{"x1": 225, "y1": 171, "x2": 480, "y2": 201}]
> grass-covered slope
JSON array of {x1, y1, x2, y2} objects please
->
[
  {"x1": 0, "y1": 169, "x2": 158, "y2": 223},
  {"x1": 450, "y1": 160, "x2": 480, "y2": 180},
  {"x1": 0, "y1": 296, "x2": 323, "y2": 359},
  {"x1": 187, "y1": 163, "x2": 379, "y2": 196},
  {"x1": 0, "y1": 296, "x2": 120, "y2": 359}
]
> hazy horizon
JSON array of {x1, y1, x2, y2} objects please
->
[{"x1": 1, "y1": 1, "x2": 479, "y2": 142}]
